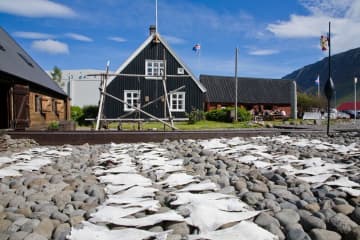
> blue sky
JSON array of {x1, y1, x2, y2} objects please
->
[{"x1": 1, "y1": 0, "x2": 360, "y2": 78}]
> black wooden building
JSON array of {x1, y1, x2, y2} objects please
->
[{"x1": 104, "y1": 26, "x2": 206, "y2": 120}]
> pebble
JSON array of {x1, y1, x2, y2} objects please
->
[
  {"x1": 1, "y1": 132, "x2": 360, "y2": 240},
  {"x1": 328, "y1": 213, "x2": 358, "y2": 235},
  {"x1": 275, "y1": 209, "x2": 300, "y2": 226},
  {"x1": 309, "y1": 229, "x2": 341, "y2": 240}
]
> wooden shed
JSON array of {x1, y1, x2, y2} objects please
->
[
  {"x1": 200, "y1": 74, "x2": 297, "y2": 119},
  {"x1": 0, "y1": 27, "x2": 70, "y2": 130},
  {"x1": 104, "y1": 26, "x2": 206, "y2": 120}
]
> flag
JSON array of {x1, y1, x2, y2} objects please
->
[
  {"x1": 193, "y1": 43, "x2": 201, "y2": 53},
  {"x1": 320, "y1": 35, "x2": 328, "y2": 51},
  {"x1": 315, "y1": 75, "x2": 320, "y2": 85}
]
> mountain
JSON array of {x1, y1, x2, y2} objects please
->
[{"x1": 283, "y1": 47, "x2": 360, "y2": 104}]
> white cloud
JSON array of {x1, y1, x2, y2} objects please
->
[
  {"x1": 0, "y1": 0, "x2": 76, "y2": 18},
  {"x1": 162, "y1": 35, "x2": 186, "y2": 45},
  {"x1": 31, "y1": 39, "x2": 69, "y2": 54},
  {"x1": 13, "y1": 31, "x2": 55, "y2": 39},
  {"x1": 108, "y1": 37, "x2": 127, "y2": 43},
  {"x1": 267, "y1": 0, "x2": 360, "y2": 53},
  {"x1": 248, "y1": 49, "x2": 279, "y2": 56},
  {"x1": 65, "y1": 33, "x2": 93, "y2": 42}
]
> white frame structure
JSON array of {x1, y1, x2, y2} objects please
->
[
  {"x1": 145, "y1": 59, "x2": 164, "y2": 79},
  {"x1": 124, "y1": 90, "x2": 141, "y2": 111},
  {"x1": 170, "y1": 92, "x2": 185, "y2": 112}
]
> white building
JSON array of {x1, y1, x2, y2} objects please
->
[{"x1": 48, "y1": 69, "x2": 110, "y2": 107}]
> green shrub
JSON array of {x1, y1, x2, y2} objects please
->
[
  {"x1": 187, "y1": 108, "x2": 205, "y2": 124},
  {"x1": 205, "y1": 108, "x2": 232, "y2": 122},
  {"x1": 48, "y1": 121, "x2": 59, "y2": 130},
  {"x1": 78, "y1": 105, "x2": 98, "y2": 126},
  {"x1": 71, "y1": 106, "x2": 83, "y2": 122},
  {"x1": 237, "y1": 106, "x2": 252, "y2": 122}
]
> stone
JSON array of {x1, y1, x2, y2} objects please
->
[
  {"x1": 279, "y1": 201, "x2": 298, "y2": 210},
  {"x1": 275, "y1": 209, "x2": 300, "y2": 226},
  {"x1": 69, "y1": 216, "x2": 84, "y2": 226},
  {"x1": 166, "y1": 234, "x2": 182, "y2": 240},
  {"x1": 334, "y1": 204, "x2": 354, "y2": 215},
  {"x1": 242, "y1": 192, "x2": 264, "y2": 205},
  {"x1": 148, "y1": 226, "x2": 164, "y2": 232},
  {"x1": 23, "y1": 233, "x2": 47, "y2": 240},
  {"x1": 346, "y1": 226, "x2": 360, "y2": 240},
  {"x1": 300, "y1": 213, "x2": 326, "y2": 231},
  {"x1": 352, "y1": 207, "x2": 360, "y2": 224},
  {"x1": 8, "y1": 196, "x2": 26, "y2": 209},
  {"x1": 255, "y1": 212, "x2": 280, "y2": 227},
  {"x1": 271, "y1": 187, "x2": 300, "y2": 202},
  {"x1": 287, "y1": 228, "x2": 311, "y2": 240},
  {"x1": 165, "y1": 222, "x2": 190, "y2": 236},
  {"x1": 0, "y1": 219, "x2": 12, "y2": 232},
  {"x1": 261, "y1": 199, "x2": 281, "y2": 212},
  {"x1": 263, "y1": 223, "x2": 285, "y2": 240},
  {"x1": 249, "y1": 181, "x2": 269, "y2": 193},
  {"x1": 0, "y1": 233, "x2": 9, "y2": 240},
  {"x1": 9, "y1": 231, "x2": 29, "y2": 240},
  {"x1": 71, "y1": 192, "x2": 88, "y2": 202},
  {"x1": 20, "y1": 219, "x2": 40, "y2": 233},
  {"x1": 8, "y1": 218, "x2": 30, "y2": 233},
  {"x1": 34, "y1": 218, "x2": 54, "y2": 239},
  {"x1": 304, "y1": 203, "x2": 320, "y2": 213},
  {"x1": 52, "y1": 191, "x2": 72, "y2": 210},
  {"x1": 327, "y1": 213, "x2": 358, "y2": 235},
  {"x1": 51, "y1": 211, "x2": 69, "y2": 222},
  {"x1": 234, "y1": 179, "x2": 247, "y2": 191},
  {"x1": 16, "y1": 208, "x2": 32, "y2": 218},
  {"x1": 53, "y1": 223, "x2": 70, "y2": 240},
  {"x1": 309, "y1": 229, "x2": 341, "y2": 240}
]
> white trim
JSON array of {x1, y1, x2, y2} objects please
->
[
  {"x1": 108, "y1": 33, "x2": 206, "y2": 93},
  {"x1": 169, "y1": 91, "x2": 185, "y2": 112},
  {"x1": 124, "y1": 90, "x2": 141, "y2": 111}
]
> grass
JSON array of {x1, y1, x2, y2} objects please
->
[{"x1": 105, "y1": 120, "x2": 258, "y2": 131}]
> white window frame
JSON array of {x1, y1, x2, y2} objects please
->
[
  {"x1": 124, "y1": 90, "x2": 140, "y2": 111},
  {"x1": 145, "y1": 60, "x2": 165, "y2": 79},
  {"x1": 169, "y1": 92, "x2": 185, "y2": 112}
]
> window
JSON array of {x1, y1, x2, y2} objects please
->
[
  {"x1": 124, "y1": 90, "x2": 140, "y2": 111},
  {"x1": 170, "y1": 92, "x2": 185, "y2": 112},
  {"x1": 0, "y1": 44, "x2": 5, "y2": 52},
  {"x1": 145, "y1": 60, "x2": 164, "y2": 79},
  {"x1": 35, "y1": 95, "x2": 42, "y2": 112},
  {"x1": 52, "y1": 99, "x2": 57, "y2": 113}
]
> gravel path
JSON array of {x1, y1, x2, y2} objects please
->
[{"x1": 0, "y1": 131, "x2": 360, "y2": 239}]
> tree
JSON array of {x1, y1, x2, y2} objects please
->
[{"x1": 50, "y1": 66, "x2": 64, "y2": 87}]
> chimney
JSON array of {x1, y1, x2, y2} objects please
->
[{"x1": 149, "y1": 25, "x2": 156, "y2": 35}]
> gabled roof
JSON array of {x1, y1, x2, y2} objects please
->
[
  {"x1": 109, "y1": 32, "x2": 206, "y2": 93},
  {"x1": 0, "y1": 27, "x2": 66, "y2": 96},
  {"x1": 200, "y1": 74, "x2": 294, "y2": 104}
]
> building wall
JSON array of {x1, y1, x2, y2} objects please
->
[
  {"x1": 29, "y1": 90, "x2": 68, "y2": 128},
  {"x1": 105, "y1": 41, "x2": 204, "y2": 119},
  {"x1": 47, "y1": 69, "x2": 103, "y2": 107}
]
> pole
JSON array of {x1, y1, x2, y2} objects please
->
[
  {"x1": 155, "y1": 0, "x2": 158, "y2": 33},
  {"x1": 327, "y1": 21, "x2": 331, "y2": 136},
  {"x1": 355, "y1": 77, "x2": 357, "y2": 123},
  {"x1": 235, "y1": 47, "x2": 238, "y2": 122}
]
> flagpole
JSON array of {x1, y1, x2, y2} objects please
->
[
  {"x1": 327, "y1": 21, "x2": 331, "y2": 135},
  {"x1": 318, "y1": 76, "x2": 320, "y2": 97},
  {"x1": 355, "y1": 77, "x2": 357, "y2": 123},
  {"x1": 155, "y1": 0, "x2": 158, "y2": 33}
]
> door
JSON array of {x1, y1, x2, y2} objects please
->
[
  {"x1": 13, "y1": 84, "x2": 30, "y2": 129},
  {"x1": 0, "y1": 83, "x2": 10, "y2": 129}
]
